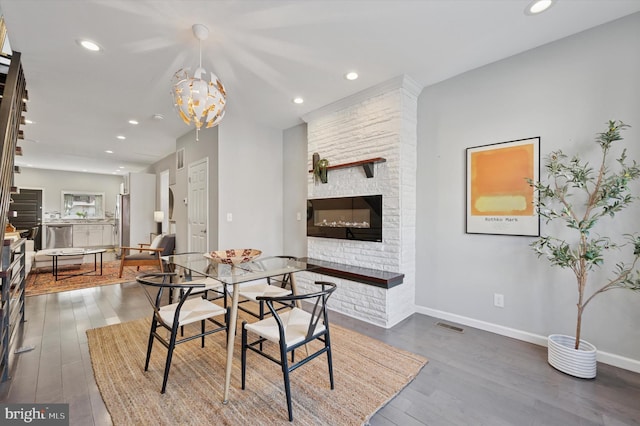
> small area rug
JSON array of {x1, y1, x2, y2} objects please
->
[
  {"x1": 87, "y1": 316, "x2": 428, "y2": 425},
  {"x1": 25, "y1": 261, "x2": 157, "y2": 297}
]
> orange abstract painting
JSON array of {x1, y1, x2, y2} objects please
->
[
  {"x1": 470, "y1": 144, "x2": 534, "y2": 216},
  {"x1": 466, "y1": 137, "x2": 540, "y2": 236}
]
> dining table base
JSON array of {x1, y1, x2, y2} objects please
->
[{"x1": 223, "y1": 288, "x2": 240, "y2": 403}]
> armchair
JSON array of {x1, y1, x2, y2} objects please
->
[{"x1": 118, "y1": 234, "x2": 175, "y2": 278}]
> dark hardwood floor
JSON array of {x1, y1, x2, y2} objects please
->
[{"x1": 1, "y1": 282, "x2": 639, "y2": 425}]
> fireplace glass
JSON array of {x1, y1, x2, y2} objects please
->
[{"x1": 307, "y1": 195, "x2": 382, "y2": 242}]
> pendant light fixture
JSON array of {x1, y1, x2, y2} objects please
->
[{"x1": 171, "y1": 24, "x2": 227, "y2": 141}]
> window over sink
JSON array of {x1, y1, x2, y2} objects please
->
[{"x1": 61, "y1": 191, "x2": 105, "y2": 219}]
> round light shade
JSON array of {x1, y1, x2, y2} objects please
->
[{"x1": 171, "y1": 67, "x2": 227, "y2": 131}]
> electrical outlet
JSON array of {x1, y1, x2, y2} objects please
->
[
  {"x1": 494, "y1": 293, "x2": 505, "y2": 308},
  {"x1": 226, "y1": 213, "x2": 233, "y2": 222},
  {"x1": 296, "y1": 212, "x2": 302, "y2": 221}
]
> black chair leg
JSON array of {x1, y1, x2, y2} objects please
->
[
  {"x1": 161, "y1": 328, "x2": 179, "y2": 394},
  {"x1": 325, "y1": 332, "x2": 334, "y2": 389},
  {"x1": 144, "y1": 319, "x2": 157, "y2": 371},
  {"x1": 280, "y1": 344, "x2": 293, "y2": 421},
  {"x1": 225, "y1": 310, "x2": 230, "y2": 343},
  {"x1": 241, "y1": 321, "x2": 247, "y2": 389},
  {"x1": 201, "y1": 320, "x2": 206, "y2": 347}
]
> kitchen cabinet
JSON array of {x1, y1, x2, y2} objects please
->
[
  {"x1": 102, "y1": 224, "x2": 114, "y2": 246},
  {"x1": 72, "y1": 224, "x2": 114, "y2": 248}
]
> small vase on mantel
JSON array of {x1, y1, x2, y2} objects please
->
[
  {"x1": 547, "y1": 334, "x2": 597, "y2": 379},
  {"x1": 313, "y1": 156, "x2": 329, "y2": 184}
]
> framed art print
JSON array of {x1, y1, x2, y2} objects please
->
[{"x1": 466, "y1": 137, "x2": 540, "y2": 236}]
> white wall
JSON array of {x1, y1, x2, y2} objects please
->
[
  {"x1": 217, "y1": 110, "x2": 284, "y2": 256},
  {"x1": 15, "y1": 168, "x2": 122, "y2": 217},
  {"x1": 300, "y1": 76, "x2": 419, "y2": 327},
  {"x1": 416, "y1": 13, "x2": 640, "y2": 366},
  {"x1": 283, "y1": 123, "x2": 308, "y2": 258},
  {"x1": 127, "y1": 172, "x2": 156, "y2": 246}
]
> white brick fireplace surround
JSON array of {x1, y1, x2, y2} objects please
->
[{"x1": 298, "y1": 75, "x2": 421, "y2": 328}]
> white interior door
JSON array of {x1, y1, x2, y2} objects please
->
[{"x1": 188, "y1": 158, "x2": 208, "y2": 252}]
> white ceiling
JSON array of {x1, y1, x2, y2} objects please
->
[{"x1": 2, "y1": 0, "x2": 639, "y2": 176}]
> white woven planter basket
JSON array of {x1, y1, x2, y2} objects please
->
[{"x1": 548, "y1": 334, "x2": 597, "y2": 379}]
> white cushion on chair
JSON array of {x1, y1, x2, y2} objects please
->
[
  {"x1": 159, "y1": 297, "x2": 226, "y2": 326},
  {"x1": 183, "y1": 277, "x2": 224, "y2": 294},
  {"x1": 244, "y1": 307, "x2": 325, "y2": 347},
  {"x1": 237, "y1": 282, "x2": 292, "y2": 301},
  {"x1": 149, "y1": 234, "x2": 164, "y2": 249}
]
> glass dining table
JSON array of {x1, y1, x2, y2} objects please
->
[{"x1": 163, "y1": 252, "x2": 318, "y2": 403}]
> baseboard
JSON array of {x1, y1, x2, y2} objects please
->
[{"x1": 415, "y1": 306, "x2": 640, "y2": 374}]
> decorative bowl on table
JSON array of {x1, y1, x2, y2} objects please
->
[{"x1": 204, "y1": 249, "x2": 262, "y2": 265}]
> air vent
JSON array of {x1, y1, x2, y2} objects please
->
[{"x1": 436, "y1": 322, "x2": 464, "y2": 333}]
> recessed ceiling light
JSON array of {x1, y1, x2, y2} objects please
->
[
  {"x1": 25, "y1": 119, "x2": 34, "y2": 124},
  {"x1": 128, "y1": 119, "x2": 139, "y2": 125},
  {"x1": 119, "y1": 166, "x2": 125, "y2": 169},
  {"x1": 525, "y1": 0, "x2": 554, "y2": 15},
  {"x1": 82, "y1": 169, "x2": 88, "y2": 172},
  {"x1": 345, "y1": 72, "x2": 359, "y2": 81},
  {"x1": 105, "y1": 150, "x2": 113, "y2": 154},
  {"x1": 116, "y1": 135, "x2": 126, "y2": 140},
  {"x1": 77, "y1": 39, "x2": 102, "y2": 52},
  {"x1": 293, "y1": 97, "x2": 304, "y2": 104}
]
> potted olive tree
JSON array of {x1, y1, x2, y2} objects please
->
[{"x1": 529, "y1": 120, "x2": 640, "y2": 378}]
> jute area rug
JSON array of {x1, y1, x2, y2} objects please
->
[
  {"x1": 87, "y1": 314, "x2": 428, "y2": 425},
  {"x1": 25, "y1": 261, "x2": 157, "y2": 297}
]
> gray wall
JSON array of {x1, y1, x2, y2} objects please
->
[
  {"x1": 15, "y1": 168, "x2": 122, "y2": 217},
  {"x1": 217, "y1": 109, "x2": 284, "y2": 257},
  {"x1": 283, "y1": 123, "x2": 308, "y2": 258},
  {"x1": 144, "y1": 151, "x2": 176, "y2": 207},
  {"x1": 174, "y1": 126, "x2": 219, "y2": 253},
  {"x1": 416, "y1": 13, "x2": 640, "y2": 360}
]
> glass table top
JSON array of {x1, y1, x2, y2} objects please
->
[
  {"x1": 163, "y1": 253, "x2": 317, "y2": 285},
  {"x1": 45, "y1": 248, "x2": 106, "y2": 256}
]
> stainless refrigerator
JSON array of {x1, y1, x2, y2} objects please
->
[{"x1": 114, "y1": 194, "x2": 130, "y2": 258}]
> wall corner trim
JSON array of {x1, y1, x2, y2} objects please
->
[{"x1": 301, "y1": 74, "x2": 424, "y2": 123}]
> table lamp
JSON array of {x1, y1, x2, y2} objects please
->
[{"x1": 154, "y1": 211, "x2": 164, "y2": 235}]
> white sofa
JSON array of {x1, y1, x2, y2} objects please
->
[
  {"x1": 25, "y1": 239, "x2": 35, "y2": 274},
  {"x1": 6, "y1": 238, "x2": 83, "y2": 276},
  {"x1": 32, "y1": 247, "x2": 84, "y2": 273}
]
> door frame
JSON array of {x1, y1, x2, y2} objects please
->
[
  {"x1": 11, "y1": 186, "x2": 45, "y2": 250},
  {"x1": 187, "y1": 158, "x2": 209, "y2": 252}
]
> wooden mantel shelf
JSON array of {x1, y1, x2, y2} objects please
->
[
  {"x1": 309, "y1": 157, "x2": 386, "y2": 181},
  {"x1": 301, "y1": 257, "x2": 404, "y2": 289}
]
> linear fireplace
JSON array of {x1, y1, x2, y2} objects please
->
[{"x1": 307, "y1": 195, "x2": 382, "y2": 242}]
